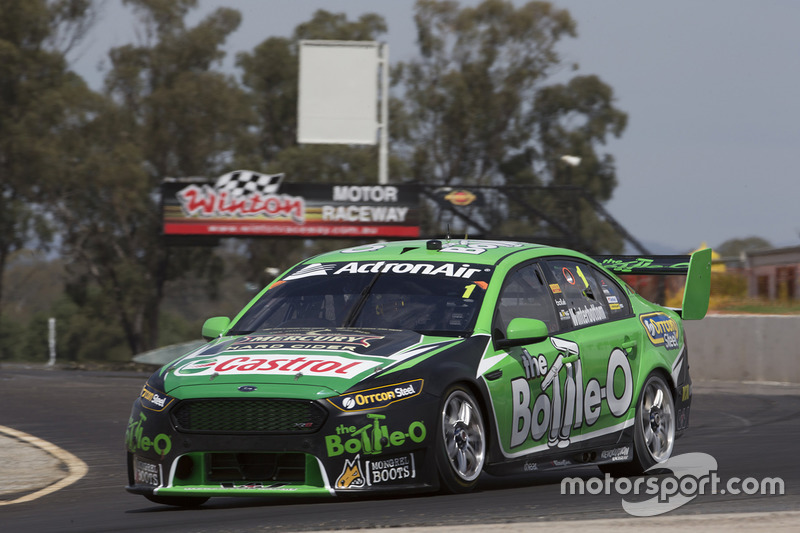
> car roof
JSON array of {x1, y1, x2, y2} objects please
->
[{"x1": 303, "y1": 239, "x2": 586, "y2": 267}]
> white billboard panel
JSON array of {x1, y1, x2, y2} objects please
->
[{"x1": 298, "y1": 40, "x2": 379, "y2": 145}]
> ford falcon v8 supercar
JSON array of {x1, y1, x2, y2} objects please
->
[{"x1": 126, "y1": 239, "x2": 711, "y2": 506}]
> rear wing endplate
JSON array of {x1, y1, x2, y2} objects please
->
[{"x1": 592, "y1": 249, "x2": 712, "y2": 320}]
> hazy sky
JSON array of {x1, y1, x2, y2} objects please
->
[{"x1": 71, "y1": 0, "x2": 800, "y2": 253}]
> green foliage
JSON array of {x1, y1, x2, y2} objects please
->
[
  {"x1": 716, "y1": 236, "x2": 773, "y2": 258},
  {"x1": 397, "y1": 0, "x2": 627, "y2": 251},
  {"x1": 50, "y1": 1, "x2": 250, "y2": 354},
  {"x1": 0, "y1": 315, "x2": 26, "y2": 360},
  {"x1": 0, "y1": 1, "x2": 635, "y2": 362},
  {"x1": 711, "y1": 272, "x2": 748, "y2": 299},
  {"x1": 234, "y1": 9, "x2": 393, "y2": 285},
  {"x1": 235, "y1": 9, "x2": 388, "y2": 171},
  {"x1": 0, "y1": 0, "x2": 96, "y2": 332},
  {"x1": 715, "y1": 300, "x2": 800, "y2": 315}
]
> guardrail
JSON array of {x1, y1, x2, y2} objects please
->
[{"x1": 684, "y1": 315, "x2": 800, "y2": 384}]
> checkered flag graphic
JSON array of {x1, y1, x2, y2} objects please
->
[{"x1": 214, "y1": 171, "x2": 284, "y2": 197}]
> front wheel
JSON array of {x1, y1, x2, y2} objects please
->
[
  {"x1": 601, "y1": 373, "x2": 675, "y2": 477},
  {"x1": 435, "y1": 386, "x2": 486, "y2": 493}
]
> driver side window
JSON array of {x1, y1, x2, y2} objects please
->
[{"x1": 493, "y1": 263, "x2": 558, "y2": 338}]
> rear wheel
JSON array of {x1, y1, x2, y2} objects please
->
[
  {"x1": 435, "y1": 386, "x2": 486, "y2": 493},
  {"x1": 600, "y1": 373, "x2": 675, "y2": 476}
]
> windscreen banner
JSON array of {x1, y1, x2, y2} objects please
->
[{"x1": 162, "y1": 172, "x2": 420, "y2": 238}]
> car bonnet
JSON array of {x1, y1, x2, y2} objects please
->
[{"x1": 159, "y1": 328, "x2": 465, "y2": 398}]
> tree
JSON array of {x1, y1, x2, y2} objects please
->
[
  {"x1": 234, "y1": 10, "x2": 395, "y2": 282},
  {"x1": 0, "y1": 0, "x2": 96, "y2": 348},
  {"x1": 235, "y1": 9, "x2": 391, "y2": 179},
  {"x1": 716, "y1": 236, "x2": 773, "y2": 258},
  {"x1": 395, "y1": 0, "x2": 628, "y2": 252},
  {"x1": 53, "y1": 0, "x2": 251, "y2": 355}
]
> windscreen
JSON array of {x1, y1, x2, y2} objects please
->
[{"x1": 230, "y1": 261, "x2": 494, "y2": 336}]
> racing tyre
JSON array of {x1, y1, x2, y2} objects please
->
[
  {"x1": 435, "y1": 386, "x2": 486, "y2": 493},
  {"x1": 144, "y1": 494, "x2": 209, "y2": 507},
  {"x1": 601, "y1": 373, "x2": 675, "y2": 477}
]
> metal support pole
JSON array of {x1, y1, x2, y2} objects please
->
[
  {"x1": 47, "y1": 317, "x2": 56, "y2": 366},
  {"x1": 378, "y1": 43, "x2": 389, "y2": 184}
]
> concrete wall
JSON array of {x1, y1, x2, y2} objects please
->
[{"x1": 684, "y1": 315, "x2": 800, "y2": 383}]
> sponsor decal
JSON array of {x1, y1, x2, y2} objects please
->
[
  {"x1": 549, "y1": 283, "x2": 562, "y2": 294},
  {"x1": 681, "y1": 384, "x2": 691, "y2": 401},
  {"x1": 336, "y1": 453, "x2": 418, "y2": 489},
  {"x1": 133, "y1": 457, "x2": 161, "y2": 486},
  {"x1": 600, "y1": 446, "x2": 631, "y2": 462},
  {"x1": 285, "y1": 260, "x2": 490, "y2": 279},
  {"x1": 554, "y1": 297, "x2": 567, "y2": 307},
  {"x1": 677, "y1": 406, "x2": 690, "y2": 431},
  {"x1": 523, "y1": 461, "x2": 538, "y2": 472},
  {"x1": 227, "y1": 333, "x2": 384, "y2": 352},
  {"x1": 598, "y1": 256, "x2": 690, "y2": 274},
  {"x1": 569, "y1": 305, "x2": 607, "y2": 327},
  {"x1": 558, "y1": 310, "x2": 571, "y2": 321},
  {"x1": 443, "y1": 190, "x2": 478, "y2": 206},
  {"x1": 174, "y1": 354, "x2": 378, "y2": 378},
  {"x1": 439, "y1": 241, "x2": 525, "y2": 255},
  {"x1": 333, "y1": 261, "x2": 487, "y2": 279},
  {"x1": 126, "y1": 413, "x2": 172, "y2": 456},
  {"x1": 340, "y1": 244, "x2": 386, "y2": 254},
  {"x1": 139, "y1": 383, "x2": 175, "y2": 412},
  {"x1": 283, "y1": 264, "x2": 337, "y2": 280},
  {"x1": 511, "y1": 338, "x2": 633, "y2": 449},
  {"x1": 219, "y1": 482, "x2": 298, "y2": 491},
  {"x1": 327, "y1": 380, "x2": 424, "y2": 412},
  {"x1": 640, "y1": 312, "x2": 679, "y2": 350},
  {"x1": 336, "y1": 456, "x2": 366, "y2": 488},
  {"x1": 552, "y1": 459, "x2": 571, "y2": 467},
  {"x1": 606, "y1": 296, "x2": 619, "y2": 304},
  {"x1": 325, "y1": 414, "x2": 427, "y2": 457},
  {"x1": 600, "y1": 281, "x2": 612, "y2": 296},
  {"x1": 609, "y1": 304, "x2": 622, "y2": 311},
  {"x1": 365, "y1": 454, "x2": 415, "y2": 485}
]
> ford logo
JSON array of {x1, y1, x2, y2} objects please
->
[{"x1": 238, "y1": 385, "x2": 258, "y2": 392}]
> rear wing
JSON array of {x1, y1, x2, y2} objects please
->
[{"x1": 592, "y1": 249, "x2": 712, "y2": 320}]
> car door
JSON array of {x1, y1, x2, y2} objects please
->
[
  {"x1": 539, "y1": 258, "x2": 641, "y2": 450},
  {"x1": 483, "y1": 261, "x2": 578, "y2": 458}
]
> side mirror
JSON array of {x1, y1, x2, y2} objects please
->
[
  {"x1": 202, "y1": 316, "x2": 231, "y2": 341},
  {"x1": 495, "y1": 318, "x2": 549, "y2": 349}
]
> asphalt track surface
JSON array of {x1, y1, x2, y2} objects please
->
[{"x1": 1, "y1": 365, "x2": 798, "y2": 532}]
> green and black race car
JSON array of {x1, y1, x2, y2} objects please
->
[{"x1": 126, "y1": 239, "x2": 711, "y2": 506}]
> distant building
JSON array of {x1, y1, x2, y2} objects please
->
[{"x1": 742, "y1": 245, "x2": 800, "y2": 300}]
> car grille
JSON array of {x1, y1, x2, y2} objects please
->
[
  {"x1": 208, "y1": 452, "x2": 306, "y2": 484},
  {"x1": 171, "y1": 399, "x2": 327, "y2": 434}
]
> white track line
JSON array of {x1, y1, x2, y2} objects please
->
[{"x1": 0, "y1": 425, "x2": 88, "y2": 506}]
